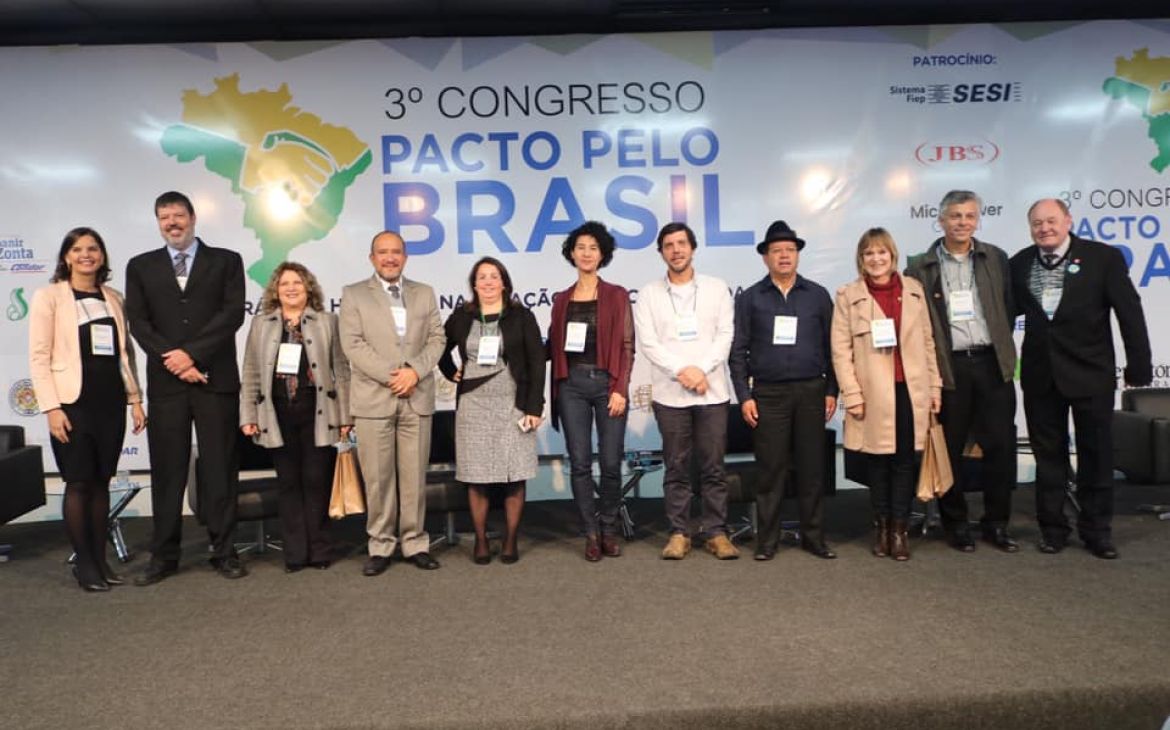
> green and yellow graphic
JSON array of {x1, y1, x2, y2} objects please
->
[
  {"x1": 1104, "y1": 48, "x2": 1170, "y2": 174},
  {"x1": 161, "y1": 73, "x2": 373, "y2": 284}
]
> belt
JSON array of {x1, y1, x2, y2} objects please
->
[{"x1": 953, "y1": 346, "x2": 995, "y2": 358}]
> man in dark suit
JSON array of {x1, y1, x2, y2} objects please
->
[
  {"x1": 1010, "y1": 198, "x2": 1152, "y2": 559},
  {"x1": 125, "y1": 191, "x2": 246, "y2": 584}
]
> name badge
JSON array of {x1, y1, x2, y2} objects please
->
[
  {"x1": 390, "y1": 306, "x2": 407, "y2": 337},
  {"x1": 1041, "y1": 288, "x2": 1062, "y2": 320},
  {"x1": 675, "y1": 313, "x2": 699, "y2": 342},
  {"x1": 477, "y1": 335, "x2": 500, "y2": 365},
  {"x1": 949, "y1": 290, "x2": 976, "y2": 323},
  {"x1": 772, "y1": 315, "x2": 798, "y2": 346},
  {"x1": 871, "y1": 318, "x2": 897, "y2": 348},
  {"x1": 276, "y1": 343, "x2": 303, "y2": 375},
  {"x1": 565, "y1": 321, "x2": 588, "y2": 353},
  {"x1": 90, "y1": 324, "x2": 115, "y2": 356}
]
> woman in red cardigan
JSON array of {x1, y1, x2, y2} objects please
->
[{"x1": 547, "y1": 221, "x2": 635, "y2": 561}]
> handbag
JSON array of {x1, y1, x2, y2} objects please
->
[
  {"x1": 916, "y1": 414, "x2": 954, "y2": 501},
  {"x1": 329, "y1": 439, "x2": 366, "y2": 519}
]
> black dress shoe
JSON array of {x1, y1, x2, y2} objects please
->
[
  {"x1": 1085, "y1": 541, "x2": 1119, "y2": 560},
  {"x1": 210, "y1": 556, "x2": 248, "y2": 579},
  {"x1": 97, "y1": 561, "x2": 125, "y2": 586},
  {"x1": 409, "y1": 552, "x2": 441, "y2": 570},
  {"x1": 473, "y1": 538, "x2": 492, "y2": 565},
  {"x1": 981, "y1": 528, "x2": 1020, "y2": 553},
  {"x1": 284, "y1": 563, "x2": 305, "y2": 573},
  {"x1": 362, "y1": 555, "x2": 391, "y2": 576},
  {"x1": 801, "y1": 541, "x2": 838, "y2": 560},
  {"x1": 1037, "y1": 539, "x2": 1064, "y2": 554},
  {"x1": 947, "y1": 530, "x2": 976, "y2": 553},
  {"x1": 71, "y1": 565, "x2": 110, "y2": 592},
  {"x1": 308, "y1": 560, "x2": 331, "y2": 570},
  {"x1": 133, "y1": 562, "x2": 178, "y2": 587},
  {"x1": 753, "y1": 546, "x2": 776, "y2": 561}
]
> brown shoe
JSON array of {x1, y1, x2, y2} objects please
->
[
  {"x1": 661, "y1": 533, "x2": 691, "y2": 560},
  {"x1": 705, "y1": 533, "x2": 740, "y2": 560},
  {"x1": 600, "y1": 534, "x2": 622, "y2": 557},
  {"x1": 873, "y1": 516, "x2": 891, "y2": 558},
  {"x1": 891, "y1": 519, "x2": 911, "y2": 561},
  {"x1": 584, "y1": 535, "x2": 602, "y2": 562}
]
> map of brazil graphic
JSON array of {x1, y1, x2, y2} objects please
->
[
  {"x1": 1104, "y1": 48, "x2": 1170, "y2": 174},
  {"x1": 160, "y1": 73, "x2": 373, "y2": 284}
]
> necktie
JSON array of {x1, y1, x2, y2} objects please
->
[
  {"x1": 387, "y1": 283, "x2": 400, "y2": 301},
  {"x1": 174, "y1": 252, "x2": 188, "y2": 277},
  {"x1": 1042, "y1": 253, "x2": 1057, "y2": 268}
]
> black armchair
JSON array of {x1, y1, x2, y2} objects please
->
[
  {"x1": 0, "y1": 425, "x2": 47, "y2": 559},
  {"x1": 1113, "y1": 388, "x2": 1170, "y2": 485}
]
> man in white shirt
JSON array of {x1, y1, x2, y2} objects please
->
[{"x1": 634, "y1": 222, "x2": 738, "y2": 560}]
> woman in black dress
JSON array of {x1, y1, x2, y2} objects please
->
[{"x1": 28, "y1": 227, "x2": 146, "y2": 591}]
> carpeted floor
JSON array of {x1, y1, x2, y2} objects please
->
[{"x1": 2, "y1": 484, "x2": 1168, "y2": 729}]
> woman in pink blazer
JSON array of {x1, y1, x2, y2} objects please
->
[{"x1": 28, "y1": 227, "x2": 146, "y2": 591}]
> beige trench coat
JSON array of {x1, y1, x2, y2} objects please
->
[{"x1": 831, "y1": 276, "x2": 942, "y2": 454}]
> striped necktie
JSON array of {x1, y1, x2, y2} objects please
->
[{"x1": 174, "y1": 252, "x2": 189, "y2": 277}]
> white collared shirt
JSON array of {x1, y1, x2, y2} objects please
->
[{"x1": 633, "y1": 272, "x2": 734, "y2": 407}]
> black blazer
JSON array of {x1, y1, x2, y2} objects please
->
[
  {"x1": 439, "y1": 304, "x2": 546, "y2": 416},
  {"x1": 125, "y1": 239, "x2": 245, "y2": 397},
  {"x1": 1010, "y1": 235, "x2": 1152, "y2": 398}
]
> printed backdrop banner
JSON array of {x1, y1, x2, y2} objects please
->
[{"x1": 2, "y1": 20, "x2": 1169, "y2": 472}]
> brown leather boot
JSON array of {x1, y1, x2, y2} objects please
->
[
  {"x1": 873, "y1": 516, "x2": 891, "y2": 558},
  {"x1": 891, "y1": 519, "x2": 911, "y2": 561}
]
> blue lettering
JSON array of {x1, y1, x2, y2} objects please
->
[
  {"x1": 522, "y1": 131, "x2": 560, "y2": 171},
  {"x1": 526, "y1": 177, "x2": 585, "y2": 252},
  {"x1": 384, "y1": 182, "x2": 444, "y2": 255},
  {"x1": 681, "y1": 127, "x2": 719, "y2": 166},
  {"x1": 670, "y1": 175, "x2": 688, "y2": 223},
  {"x1": 456, "y1": 180, "x2": 517, "y2": 254},
  {"x1": 487, "y1": 132, "x2": 519, "y2": 171},
  {"x1": 617, "y1": 129, "x2": 646, "y2": 168},
  {"x1": 414, "y1": 135, "x2": 449, "y2": 174},
  {"x1": 582, "y1": 130, "x2": 611, "y2": 169},
  {"x1": 1140, "y1": 242, "x2": 1170, "y2": 287},
  {"x1": 651, "y1": 129, "x2": 679, "y2": 167},
  {"x1": 605, "y1": 175, "x2": 656, "y2": 249},
  {"x1": 451, "y1": 133, "x2": 484, "y2": 172},
  {"x1": 702, "y1": 174, "x2": 753, "y2": 246},
  {"x1": 381, "y1": 135, "x2": 411, "y2": 174}
]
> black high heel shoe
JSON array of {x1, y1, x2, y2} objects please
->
[
  {"x1": 473, "y1": 538, "x2": 492, "y2": 565},
  {"x1": 500, "y1": 548, "x2": 519, "y2": 564},
  {"x1": 99, "y1": 561, "x2": 125, "y2": 586},
  {"x1": 72, "y1": 565, "x2": 110, "y2": 593}
]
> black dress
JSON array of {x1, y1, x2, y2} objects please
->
[{"x1": 50, "y1": 290, "x2": 127, "y2": 482}]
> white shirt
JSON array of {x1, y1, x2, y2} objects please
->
[{"x1": 633, "y1": 272, "x2": 734, "y2": 407}]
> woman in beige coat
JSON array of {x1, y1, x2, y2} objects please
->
[
  {"x1": 28, "y1": 227, "x2": 146, "y2": 591},
  {"x1": 240, "y1": 262, "x2": 351, "y2": 571},
  {"x1": 832, "y1": 228, "x2": 941, "y2": 560}
]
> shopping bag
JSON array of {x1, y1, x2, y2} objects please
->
[
  {"x1": 916, "y1": 415, "x2": 954, "y2": 501},
  {"x1": 329, "y1": 441, "x2": 366, "y2": 519}
]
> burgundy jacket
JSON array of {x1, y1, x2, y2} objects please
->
[{"x1": 547, "y1": 278, "x2": 635, "y2": 429}]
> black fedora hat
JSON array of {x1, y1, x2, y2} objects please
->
[{"x1": 756, "y1": 220, "x2": 805, "y2": 254}]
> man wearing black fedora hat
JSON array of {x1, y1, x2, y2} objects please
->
[{"x1": 730, "y1": 220, "x2": 839, "y2": 560}]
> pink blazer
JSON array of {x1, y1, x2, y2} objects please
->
[{"x1": 28, "y1": 281, "x2": 142, "y2": 412}]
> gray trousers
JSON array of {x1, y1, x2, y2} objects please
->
[
  {"x1": 355, "y1": 400, "x2": 431, "y2": 558},
  {"x1": 653, "y1": 401, "x2": 729, "y2": 536}
]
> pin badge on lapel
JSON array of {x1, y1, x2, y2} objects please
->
[{"x1": 1068, "y1": 258, "x2": 1081, "y2": 274}]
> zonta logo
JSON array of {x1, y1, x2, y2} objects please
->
[
  {"x1": 7, "y1": 287, "x2": 28, "y2": 321},
  {"x1": 914, "y1": 140, "x2": 1001, "y2": 166}
]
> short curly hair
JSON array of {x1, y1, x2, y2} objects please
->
[
  {"x1": 260, "y1": 261, "x2": 326, "y2": 314},
  {"x1": 561, "y1": 221, "x2": 615, "y2": 269}
]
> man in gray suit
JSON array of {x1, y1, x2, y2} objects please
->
[{"x1": 340, "y1": 230, "x2": 446, "y2": 575}]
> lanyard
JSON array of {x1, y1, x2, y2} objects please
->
[{"x1": 665, "y1": 277, "x2": 698, "y2": 317}]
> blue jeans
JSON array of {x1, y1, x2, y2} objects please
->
[{"x1": 558, "y1": 366, "x2": 628, "y2": 535}]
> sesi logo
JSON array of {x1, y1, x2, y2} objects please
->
[{"x1": 915, "y1": 140, "x2": 1001, "y2": 166}]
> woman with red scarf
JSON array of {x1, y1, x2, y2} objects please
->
[{"x1": 832, "y1": 228, "x2": 941, "y2": 560}]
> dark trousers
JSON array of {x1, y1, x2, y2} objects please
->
[
  {"x1": 558, "y1": 366, "x2": 628, "y2": 535},
  {"x1": 272, "y1": 394, "x2": 336, "y2": 566},
  {"x1": 867, "y1": 382, "x2": 917, "y2": 520},
  {"x1": 1023, "y1": 387, "x2": 1114, "y2": 545},
  {"x1": 938, "y1": 351, "x2": 1017, "y2": 531},
  {"x1": 147, "y1": 388, "x2": 239, "y2": 562},
  {"x1": 752, "y1": 378, "x2": 827, "y2": 548},
  {"x1": 652, "y1": 401, "x2": 729, "y2": 536}
]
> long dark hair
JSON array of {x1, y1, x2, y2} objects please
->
[
  {"x1": 464, "y1": 256, "x2": 514, "y2": 312},
  {"x1": 52, "y1": 227, "x2": 111, "y2": 284}
]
